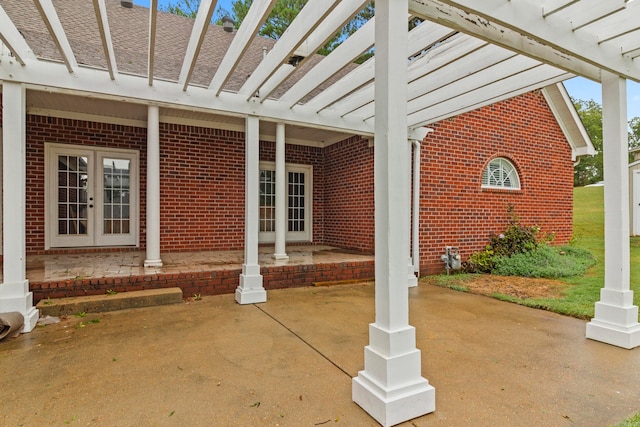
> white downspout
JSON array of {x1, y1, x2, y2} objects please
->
[{"x1": 411, "y1": 128, "x2": 433, "y2": 275}]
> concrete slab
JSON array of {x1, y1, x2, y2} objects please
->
[
  {"x1": 2, "y1": 283, "x2": 639, "y2": 426},
  {"x1": 36, "y1": 288, "x2": 183, "y2": 317}
]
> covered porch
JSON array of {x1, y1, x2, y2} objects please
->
[{"x1": 15, "y1": 246, "x2": 374, "y2": 303}]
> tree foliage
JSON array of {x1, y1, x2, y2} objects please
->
[{"x1": 573, "y1": 99, "x2": 603, "y2": 187}]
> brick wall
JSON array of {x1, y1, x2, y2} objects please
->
[
  {"x1": 321, "y1": 91, "x2": 574, "y2": 274},
  {"x1": 418, "y1": 91, "x2": 574, "y2": 274},
  {"x1": 324, "y1": 136, "x2": 375, "y2": 252}
]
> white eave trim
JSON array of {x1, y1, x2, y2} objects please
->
[{"x1": 542, "y1": 83, "x2": 595, "y2": 161}]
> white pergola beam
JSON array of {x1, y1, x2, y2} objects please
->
[
  {"x1": 238, "y1": 0, "x2": 340, "y2": 100},
  {"x1": 307, "y1": 20, "x2": 455, "y2": 112},
  {"x1": 409, "y1": 0, "x2": 610, "y2": 82},
  {"x1": 333, "y1": 33, "x2": 487, "y2": 117},
  {"x1": 408, "y1": 65, "x2": 570, "y2": 127},
  {"x1": 178, "y1": 0, "x2": 217, "y2": 92},
  {"x1": 562, "y1": 0, "x2": 626, "y2": 31},
  {"x1": 33, "y1": 0, "x2": 78, "y2": 73},
  {"x1": 0, "y1": 59, "x2": 373, "y2": 136},
  {"x1": 92, "y1": 0, "x2": 119, "y2": 80},
  {"x1": 0, "y1": 4, "x2": 33, "y2": 65},
  {"x1": 541, "y1": 0, "x2": 579, "y2": 18},
  {"x1": 208, "y1": 0, "x2": 277, "y2": 95},
  {"x1": 279, "y1": 17, "x2": 376, "y2": 108},
  {"x1": 148, "y1": 0, "x2": 158, "y2": 86}
]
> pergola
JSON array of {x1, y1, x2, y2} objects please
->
[{"x1": 1, "y1": 0, "x2": 639, "y2": 425}]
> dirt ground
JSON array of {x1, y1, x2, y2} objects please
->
[{"x1": 422, "y1": 275, "x2": 569, "y2": 299}]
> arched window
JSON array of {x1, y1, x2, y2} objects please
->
[{"x1": 482, "y1": 157, "x2": 520, "y2": 190}]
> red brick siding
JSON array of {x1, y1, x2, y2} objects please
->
[
  {"x1": 418, "y1": 91, "x2": 574, "y2": 274},
  {"x1": 25, "y1": 116, "x2": 148, "y2": 253},
  {"x1": 323, "y1": 136, "x2": 375, "y2": 252}
]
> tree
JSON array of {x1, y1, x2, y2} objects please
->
[{"x1": 573, "y1": 99, "x2": 603, "y2": 187}]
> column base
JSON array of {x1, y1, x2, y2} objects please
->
[
  {"x1": 587, "y1": 314, "x2": 640, "y2": 349},
  {"x1": 407, "y1": 274, "x2": 418, "y2": 288},
  {"x1": 353, "y1": 372, "x2": 435, "y2": 427},
  {"x1": 273, "y1": 253, "x2": 289, "y2": 261},
  {"x1": 0, "y1": 281, "x2": 39, "y2": 333},
  {"x1": 235, "y1": 271, "x2": 266, "y2": 304},
  {"x1": 144, "y1": 259, "x2": 163, "y2": 268},
  {"x1": 586, "y1": 291, "x2": 640, "y2": 349}
]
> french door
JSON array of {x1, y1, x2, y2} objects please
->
[{"x1": 47, "y1": 144, "x2": 138, "y2": 248}]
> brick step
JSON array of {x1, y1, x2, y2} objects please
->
[{"x1": 36, "y1": 287, "x2": 183, "y2": 317}]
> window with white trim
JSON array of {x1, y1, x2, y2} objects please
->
[
  {"x1": 482, "y1": 157, "x2": 520, "y2": 190},
  {"x1": 259, "y1": 162, "x2": 312, "y2": 243}
]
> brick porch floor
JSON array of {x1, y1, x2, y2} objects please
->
[{"x1": 15, "y1": 246, "x2": 375, "y2": 302}]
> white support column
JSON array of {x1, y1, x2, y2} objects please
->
[
  {"x1": 407, "y1": 138, "x2": 417, "y2": 288},
  {"x1": 144, "y1": 105, "x2": 163, "y2": 268},
  {"x1": 0, "y1": 82, "x2": 38, "y2": 332},
  {"x1": 352, "y1": 1, "x2": 435, "y2": 425},
  {"x1": 236, "y1": 115, "x2": 266, "y2": 304},
  {"x1": 586, "y1": 72, "x2": 640, "y2": 349},
  {"x1": 273, "y1": 122, "x2": 288, "y2": 260}
]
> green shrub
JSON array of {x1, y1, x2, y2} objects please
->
[
  {"x1": 489, "y1": 221, "x2": 539, "y2": 257},
  {"x1": 492, "y1": 245, "x2": 595, "y2": 278},
  {"x1": 464, "y1": 247, "x2": 495, "y2": 273}
]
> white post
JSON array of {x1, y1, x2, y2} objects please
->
[
  {"x1": 352, "y1": 1, "x2": 435, "y2": 425},
  {"x1": 236, "y1": 115, "x2": 266, "y2": 304},
  {"x1": 144, "y1": 105, "x2": 163, "y2": 268},
  {"x1": 586, "y1": 71, "x2": 640, "y2": 349},
  {"x1": 0, "y1": 82, "x2": 38, "y2": 332},
  {"x1": 274, "y1": 122, "x2": 288, "y2": 260}
]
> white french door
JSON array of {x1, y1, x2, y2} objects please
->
[{"x1": 46, "y1": 144, "x2": 138, "y2": 248}]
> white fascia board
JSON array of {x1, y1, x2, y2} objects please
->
[
  {"x1": 92, "y1": 0, "x2": 119, "y2": 80},
  {"x1": 178, "y1": 0, "x2": 217, "y2": 92},
  {"x1": 33, "y1": 0, "x2": 77, "y2": 73},
  {"x1": 0, "y1": 4, "x2": 34, "y2": 65},
  {"x1": 238, "y1": 0, "x2": 340, "y2": 100},
  {"x1": 148, "y1": 0, "x2": 158, "y2": 86},
  {"x1": 0, "y1": 59, "x2": 373, "y2": 136},
  {"x1": 408, "y1": 65, "x2": 570, "y2": 127},
  {"x1": 542, "y1": 83, "x2": 595, "y2": 160},
  {"x1": 409, "y1": 0, "x2": 606, "y2": 82},
  {"x1": 208, "y1": 0, "x2": 277, "y2": 95},
  {"x1": 279, "y1": 17, "x2": 375, "y2": 108}
]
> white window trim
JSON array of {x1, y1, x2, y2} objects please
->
[
  {"x1": 45, "y1": 143, "x2": 140, "y2": 249},
  {"x1": 482, "y1": 157, "x2": 521, "y2": 190},
  {"x1": 259, "y1": 161, "x2": 313, "y2": 243}
]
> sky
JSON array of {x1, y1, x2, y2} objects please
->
[{"x1": 134, "y1": 0, "x2": 640, "y2": 121}]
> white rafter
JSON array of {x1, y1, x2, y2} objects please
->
[
  {"x1": 407, "y1": 64, "x2": 571, "y2": 127},
  {"x1": 208, "y1": 0, "x2": 277, "y2": 95},
  {"x1": 305, "y1": 20, "x2": 456, "y2": 112},
  {"x1": 178, "y1": 0, "x2": 217, "y2": 91},
  {"x1": 33, "y1": 0, "x2": 77, "y2": 73},
  {"x1": 409, "y1": 0, "x2": 640, "y2": 82},
  {"x1": 0, "y1": 4, "x2": 33, "y2": 65},
  {"x1": 253, "y1": 0, "x2": 369, "y2": 102},
  {"x1": 555, "y1": 0, "x2": 626, "y2": 31},
  {"x1": 238, "y1": 0, "x2": 340, "y2": 100},
  {"x1": 92, "y1": 0, "x2": 119, "y2": 80},
  {"x1": 279, "y1": 17, "x2": 376, "y2": 108},
  {"x1": 148, "y1": 0, "x2": 158, "y2": 86}
]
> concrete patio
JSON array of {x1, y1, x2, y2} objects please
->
[{"x1": 1, "y1": 282, "x2": 639, "y2": 426}]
